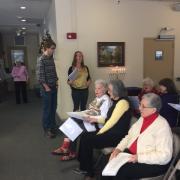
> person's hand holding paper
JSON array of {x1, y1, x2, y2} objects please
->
[
  {"x1": 109, "y1": 148, "x2": 121, "y2": 161},
  {"x1": 68, "y1": 68, "x2": 78, "y2": 81},
  {"x1": 84, "y1": 116, "x2": 98, "y2": 123}
]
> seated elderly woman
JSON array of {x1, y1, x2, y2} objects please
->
[
  {"x1": 158, "y1": 78, "x2": 178, "y2": 127},
  {"x1": 52, "y1": 79, "x2": 112, "y2": 160},
  {"x1": 138, "y1": 77, "x2": 158, "y2": 101},
  {"x1": 74, "y1": 79, "x2": 132, "y2": 179},
  {"x1": 101, "y1": 93, "x2": 173, "y2": 180}
]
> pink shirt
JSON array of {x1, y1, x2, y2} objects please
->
[{"x1": 11, "y1": 65, "x2": 28, "y2": 82}]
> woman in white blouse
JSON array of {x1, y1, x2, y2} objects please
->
[{"x1": 52, "y1": 79, "x2": 112, "y2": 161}]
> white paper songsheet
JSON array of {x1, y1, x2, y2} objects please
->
[
  {"x1": 168, "y1": 103, "x2": 180, "y2": 111},
  {"x1": 83, "y1": 121, "x2": 96, "y2": 132},
  {"x1": 68, "y1": 68, "x2": 78, "y2": 81},
  {"x1": 67, "y1": 111, "x2": 88, "y2": 121},
  {"x1": 102, "y1": 152, "x2": 131, "y2": 176},
  {"x1": 66, "y1": 112, "x2": 97, "y2": 132},
  {"x1": 59, "y1": 118, "x2": 83, "y2": 141}
]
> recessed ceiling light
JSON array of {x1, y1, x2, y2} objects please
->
[
  {"x1": 22, "y1": 27, "x2": 26, "y2": 30},
  {"x1": 21, "y1": 19, "x2": 26, "y2": 22},
  {"x1": 20, "y1": 6, "x2": 27, "y2": 10}
]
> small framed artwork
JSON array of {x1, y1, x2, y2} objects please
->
[
  {"x1": 97, "y1": 42, "x2": 125, "y2": 67},
  {"x1": 155, "y1": 50, "x2": 163, "y2": 60}
]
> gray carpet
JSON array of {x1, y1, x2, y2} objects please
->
[{"x1": 0, "y1": 92, "x2": 83, "y2": 180}]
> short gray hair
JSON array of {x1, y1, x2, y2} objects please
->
[
  {"x1": 109, "y1": 79, "x2": 127, "y2": 98},
  {"x1": 142, "y1": 93, "x2": 162, "y2": 112}
]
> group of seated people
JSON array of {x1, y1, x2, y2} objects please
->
[
  {"x1": 51, "y1": 77, "x2": 179, "y2": 180},
  {"x1": 138, "y1": 77, "x2": 179, "y2": 127}
]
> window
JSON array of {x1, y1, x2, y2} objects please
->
[
  {"x1": 155, "y1": 50, "x2": 163, "y2": 60},
  {"x1": 11, "y1": 50, "x2": 24, "y2": 63}
]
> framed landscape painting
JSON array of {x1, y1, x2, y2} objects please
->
[{"x1": 97, "y1": 42, "x2": 125, "y2": 67}]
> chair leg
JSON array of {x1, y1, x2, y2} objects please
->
[{"x1": 167, "y1": 159, "x2": 180, "y2": 180}]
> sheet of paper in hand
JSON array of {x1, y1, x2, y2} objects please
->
[
  {"x1": 83, "y1": 121, "x2": 96, "y2": 132},
  {"x1": 168, "y1": 103, "x2": 180, "y2": 111},
  {"x1": 68, "y1": 68, "x2": 78, "y2": 81},
  {"x1": 67, "y1": 111, "x2": 89, "y2": 121},
  {"x1": 59, "y1": 118, "x2": 83, "y2": 141},
  {"x1": 66, "y1": 112, "x2": 97, "y2": 132},
  {"x1": 102, "y1": 152, "x2": 131, "y2": 176}
]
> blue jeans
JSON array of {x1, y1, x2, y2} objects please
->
[{"x1": 42, "y1": 86, "x2": 57, "y2": 131}]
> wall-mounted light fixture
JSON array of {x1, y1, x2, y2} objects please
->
[
  {"x1": 159, "y1": 27, "x2": 174, "y2": 34},
  {"x1": 157, "y1": 27, "x2": 175, "y2": 40}
]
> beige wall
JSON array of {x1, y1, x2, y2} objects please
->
[
  {"x1": 47, "y1": 0, "x2": 180, "y2": 119},
  {"x1": 44, "y1": 0, "x2": 57, "y2": 42}
]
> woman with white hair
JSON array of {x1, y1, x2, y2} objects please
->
[
  {"x1": 11, "y1": 60, "x2": 28, "y2": 104},
  {"x1": 102, "y1": 93, "x2": 173, "y2": 180},
  {"x1": 138, "y1": 77, "x2": 158, "y2": 101},
  {"x1": 52, "y1": 79, "x2": 112, "y2": 161}
]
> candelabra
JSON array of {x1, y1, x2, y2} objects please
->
[{"x1": 109, "y1": 66, "x2": 126, "y2": 80}]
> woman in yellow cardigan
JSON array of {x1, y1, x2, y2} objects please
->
[{"x1": 74, "y1": 79, "x2": 132, "y2": 179}]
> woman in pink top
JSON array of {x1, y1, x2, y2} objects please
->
[{"x1": 11, "y1": 60, "x2": 28, "y2": 104}]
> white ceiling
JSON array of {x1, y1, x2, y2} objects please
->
[
  {"x1": 0, "y1": 0, "x2": 51, "y2": 34},
  {"x1": 141, "y1": 0, "x2": 180, "y2": 1},
  {"x1": 0, "y1": 0, "x2": 180, "y2": 34}
]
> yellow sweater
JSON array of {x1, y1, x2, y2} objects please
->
[
  {"x1": 71, "y1": 67, "x2": 89, "y2": 89},
  {"x1": 97, "y1": 99, "x2": 129, "y2": 134}
]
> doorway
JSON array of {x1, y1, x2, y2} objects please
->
[{"x1": 143, "y1": 38, "x2": 174, "y2": 84}]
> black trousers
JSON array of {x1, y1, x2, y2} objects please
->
[
  {"x1": 101, "y1": 157, "x2": 171, "y2": 180},
  {"x1": 78, "y1": 131, "x2": 123, "y2": 177},
  {"x1": 71, "y1": 88, "x2": 88, "y2": 111},
  {"x1": 68, "y1": 118, "x2": 100, "y2": 152},
  {"x1": 14, "y1": 81, "x2": 28, "y2": 104}
]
